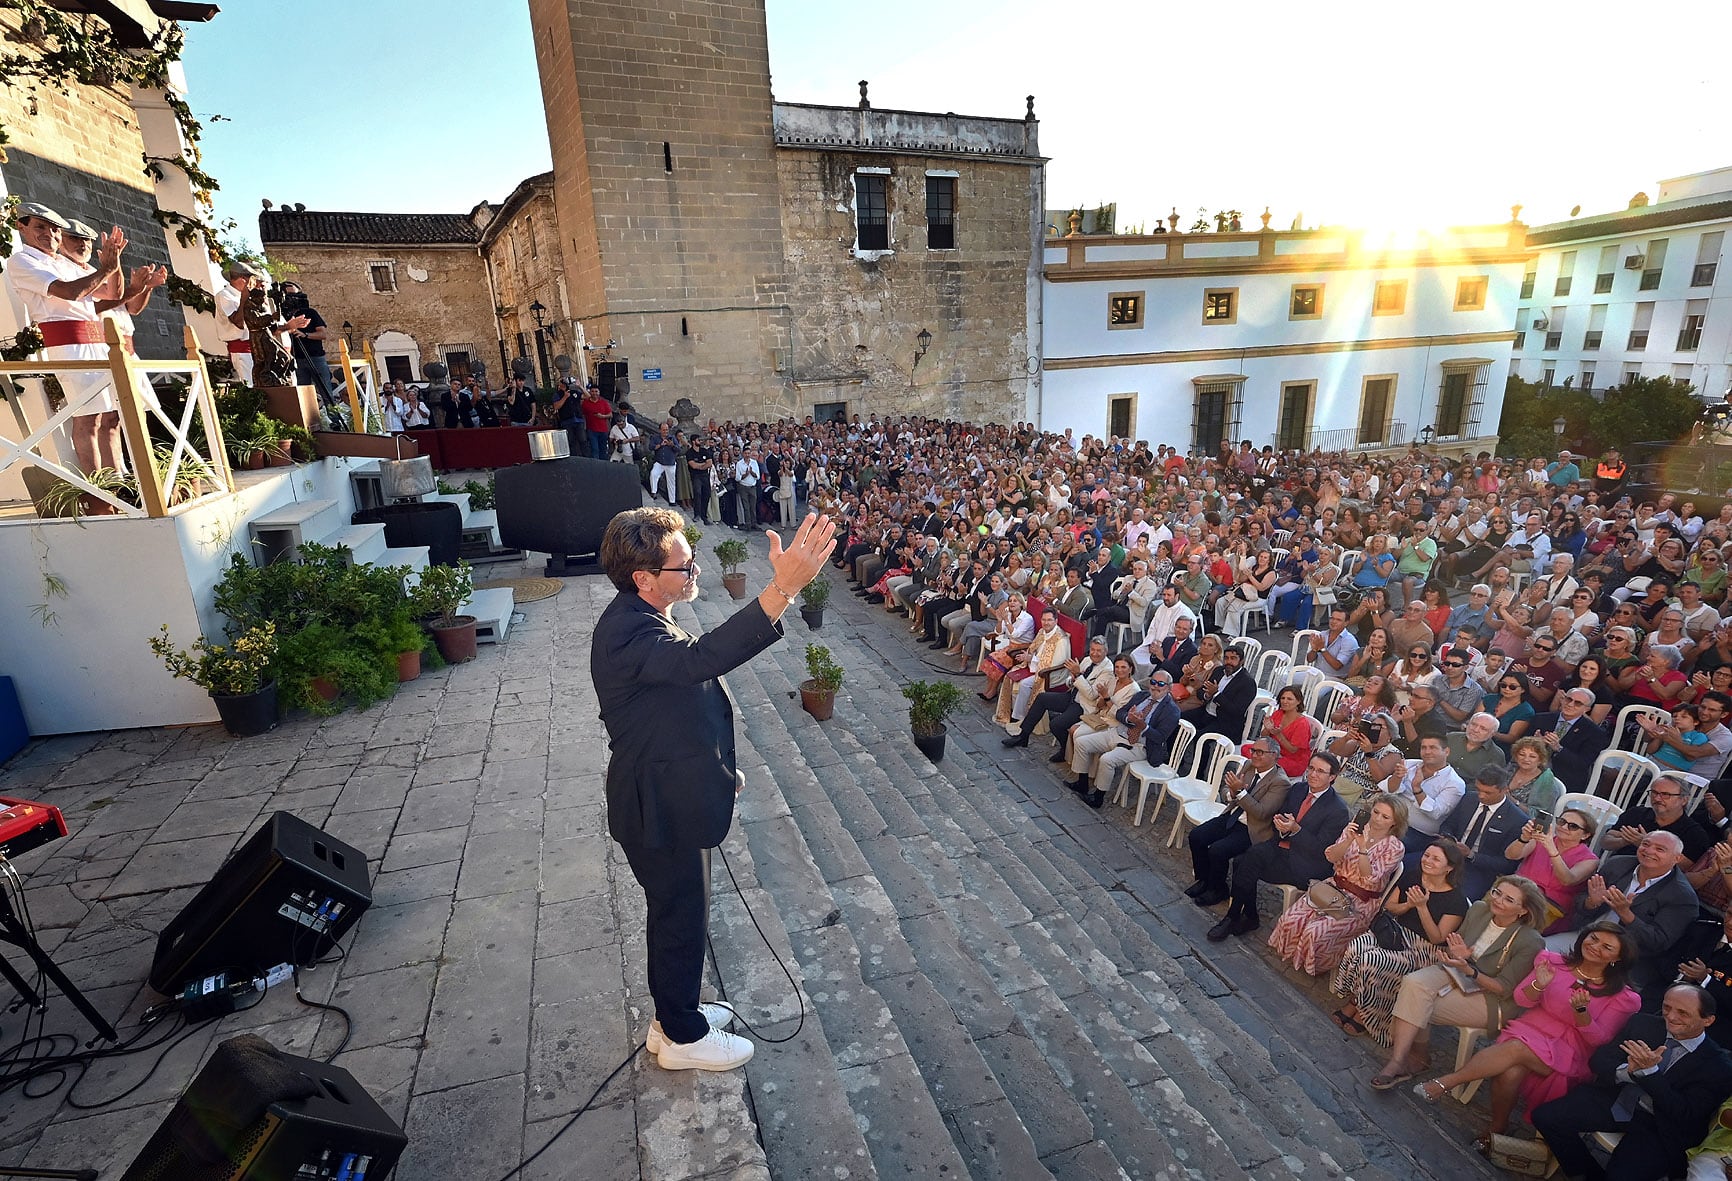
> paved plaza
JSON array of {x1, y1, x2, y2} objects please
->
[{"x1": 0, "y1": 524, "x2": 1505, "y2": 1179}]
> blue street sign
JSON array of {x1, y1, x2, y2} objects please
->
[{"x1": 642, "y1": 368, "x2": 663, "y2": 380}]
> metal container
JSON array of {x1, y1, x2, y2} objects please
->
[{"x1": 528, "y1": 430, "x2": 571, "y2": 461}]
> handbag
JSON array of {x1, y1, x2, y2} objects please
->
[
  {"x1": 1368, "y1": 908, "x2": 1407, "y2": 951},
  {"x1": 1306, "y1": 880, "x2": 1354, "y2": 919},
  {"x1": 1483, "y1": 1134, "x2": 1553, "y2": 1178}
]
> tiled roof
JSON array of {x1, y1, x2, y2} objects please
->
[{"x1": 259, "y1": 209, "x2": 480, "y2": 246}]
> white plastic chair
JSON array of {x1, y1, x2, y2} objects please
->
[
  {"x1": 1286, "y1": 665, "x2": 1326, "y2": 711},
  {"x1": 1681, "y1": 773, "x2": 1713, "y2": 815},
  {"x1": 1318, "y1": 726, "x2": 1348, "y2": 752},
  {"x1": 1290, "y1": 629, "x2": 1324, "y2": 666},
  {"x1": 1111, "y1": 719, "x2": 1196, "y2": 827},
  {"x1": 1272, "y1": 530, "x2": 1294, "y2": 548},
  {"x1": 1241, "y1": 695, "x2": 1275, "y2": 746},
  {"x1": 1337, "y1": 549, "x2": 1363, "y2": 579},
  {"x1": 1610, "y1": 703, "x2": 1671, "y2": 753},
  {"x1": 1163, "y1": 740, "x2": 1243, "y2": 848},
  {"x1": 1254, "y1": 649, "x2": 1292, "y2": 692},
  {"x1": 1236, "y1": 599, "x2": 1270, "y2": 636},
  {"x1": 1451, "y1": 1027, "x2": 1490, "y2": 1103},
  {"x1": 1170, "y1": 754, "x2": 1246, "y2": 849},
  {"x1": 1233, "y1": 636, "x2": 1263, "y2": 667},
  {"x1": 1583, "y1": 749, "x2": 1659, "y2": 813},
  {"x1": 1147, "y1": 731, "x2": 1235, "y2": 838},
  {"x1": 1554, "y1": 791, "x2": 1623, "y2": 855},
  {"x1": 1106, "y1": 621, "x2": 1131, "y2": 653},
  {"x1": 1310, "y1": 679, "x2": 1352, "y2": 726},
  {"x1": 1269, "y1": 546, "x2": 1291, "y2": 567}
]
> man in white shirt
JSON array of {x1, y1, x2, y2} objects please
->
[
  {"x1": 213, "y1": 260, "x2": 260, "y2": 384},
  {"x1": 5, "y1": 202, "x2": 127, "y2": 472},
  {"x1": 1141, "y1": 584, "x2": 1195, "y2": 646},
  {"x1": 1392, "y1": 735, "x2": 1466, "y2": 857},
  {"x1": 733, "y1": 448, "x2": 761, "y2": 531}
]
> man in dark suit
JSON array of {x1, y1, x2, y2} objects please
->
[
  {"x1": 1531, "y1": 687, "x2": 1613, "y2": 792},
  {"x1": 1532, "y1": 984, "x2": 1732, "y2": 1181},
  {"x1": 1193, "y1": 642, "x2": 1257, "y2": 741},
  {"x1": 1434, "y1": 764, "x2": 1530, "y2": 900},
  {"x1": 592, "y1": 506, "x2": 834, "y2": 1071},
  {"x1": 1579, "y1": 831, "x2": 1702, "y2": 990},
  {"x1": 1085, "y1": 545, "x2": 1123, "y2": 638},
  {"x1": 1187, "y1": 738, "x2": 1292, "y2": 904},
  {"x1": 1209, "y1": 750, "x2": 1351, "y2": 940},
  {"x1": 1676, "y1": 911, "x2": 1732, "y2": 1047}
]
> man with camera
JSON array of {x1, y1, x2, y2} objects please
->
[{"x1": 277, "y1": 282, "x2": 336, "y2": 412}]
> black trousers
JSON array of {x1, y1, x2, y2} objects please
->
[
  {"x1": 1530, "y1": 1085, "x2": 1673, "y2": 1181},
  {"x1": 1019, "y1": 688, "x2": 1082, "y2": 741},
  {"x1": 1093, "y1": 603, "x2": 1130, "y2": 639},
  {"x1": 923, "y1": 597, "x2": 965, "y2": 640},
  {"x1": 1226, "y1": 838, "x2": 1319, "y2": 921},
  {"x1": 690, "y1": 472, "x2": 712, "y2": 522},
  {"x1": 1188, "y1": 810, "x2": 1251, "y2": 891},
  {"x1": 618, "y1": 841, "x2": 713, "y2": 1044}
]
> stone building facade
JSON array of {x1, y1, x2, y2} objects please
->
[
  {"x1": 476, "y1": 173, "x2": 569, "y2": 386},
  {"x1": 257, "y1": 208, "x2": 497, "y2": 385}
]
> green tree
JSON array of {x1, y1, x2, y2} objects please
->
[
  {"x1": 1495, "y1": 375, "x2": 1596, "y2": 460},
  {"x1": 1587, "y1": 376, "x2": 1698, "y2": 452}
]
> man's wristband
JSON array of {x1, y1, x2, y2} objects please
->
[{"x1": 767, "y1": 583, "x2": 798, "y2": 605}]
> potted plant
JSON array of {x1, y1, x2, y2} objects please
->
[
  {"x1": 411, "y1": 561, "x2": 478, "y2": 663},
  {"x1": 149, "y1": 621, "x2": 279, "y2": 737},
  {"x1": 902, "y1": 678, "x2": 964, "y2": 763},
  {"x1": 357, "y1": 609, "x2": 427, "y2": 682},
  {"x1": 713, "y1": 537, "x2": 749, "y2": 600},
  {"x1": 799, "y1": 576, "x2": 831, "y2": 629},
  {"x1": 683, "y1": 521, "x2": 703, "y2": 551},
  {"x1": 800, "y1": 643, "x2": 843, "y2": 721}
]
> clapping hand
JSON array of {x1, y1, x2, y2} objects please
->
[
  {"x1": 1603, "y1": 886, "x2": 1635, "y2": 920},
  {"x1": 1681, "y1": 958, "x2": 1711, "y2": 983},
  {"x1": 97, "y1": 225, "x2": 126, "y2": 270},
  {"x1": 1622, "y1": 1039, "x2": 1665, "y2": 1073},
  {"x1": 1532, "y1": 958, "x2": 1556, "y2": 990}
]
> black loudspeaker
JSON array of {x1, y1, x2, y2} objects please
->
[
  {"x1": 351, "y1": 502, "x2": 464, "y2": 566},
  {"x1": 149, "y1": 813, "x2": 371, "y2": 996},
  {"x1": 494, "y1": 455, "x2": 642, "y2": 576},
  {"x1": 121, "y1": 1035, "x2": 406, "y2": 1181},
  {"x1": 595, "y1": 359, "x2": 628, "y2": 398}
]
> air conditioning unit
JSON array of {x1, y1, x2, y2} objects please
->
[
  {"x1": 1532, "y1": 317, "x2": 1549, "y2": 331},
  {"x1": 1623, "y1": 254, "x2": 1646, "y2": 269}
]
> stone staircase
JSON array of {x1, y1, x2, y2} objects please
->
[{"x1": 667, "y1": 537, "x2": 1503, "y2": 1181}]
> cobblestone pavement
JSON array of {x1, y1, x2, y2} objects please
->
[{"x1": 0, "y1": 524, "x2": 1506, "y2": 1179}]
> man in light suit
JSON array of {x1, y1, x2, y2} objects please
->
[
  {"x1": 1532, "y1": 984, "x2": 1732, "y2": 1181},
  {"x1": 1210, "y1": 751, "x2": 1351, "y2": 940},
  {"x1": 1187, "y1": 739, "x2": 1292, "y2": 905},
  {"x1": 592, "y1": 507, "x2": 834, "y2": 1071}
]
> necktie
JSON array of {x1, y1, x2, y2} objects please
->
[
  {"x1": 1611, "y1": 1039, "x2": 1685, "y2": 1121},
  {"x1": 1463, "y1": 805, "x2": 1492, "y2": 851},
  {"x1": 1282, "y1": 792, "x2": 1320, "y2": 848}
]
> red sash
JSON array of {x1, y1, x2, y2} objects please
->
[
  {"x1": 226, "y1": 339, "x2": 252, "y2": 353},
  {"x1": 38, "y1": 320, "x2": 104, "y2": 346}
]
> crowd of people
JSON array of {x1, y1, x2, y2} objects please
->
[{"x1": 649, "y1": 412, "x2": 1732, "y2": 1180}]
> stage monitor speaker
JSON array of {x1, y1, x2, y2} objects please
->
[
  {"x1": 494, "y1": 455, "x2": 642, "y2": 576},
  {"x1": 149, "y1": 813, "x2": 371, "y2": 996},
  {"x1": 595, "y1": 359, "x2": 628, "y2": 398},
  {"x1": 121, "y1": 1035, "x2": 406, "y2": 1181}
]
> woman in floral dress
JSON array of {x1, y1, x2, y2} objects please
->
[{"x1": 1268, "y1": 793, "x2": 1408, "y2": 975}]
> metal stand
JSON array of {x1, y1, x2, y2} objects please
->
[{"x1": 0, "y1": 866, "x2": 117, "y2": 1045}]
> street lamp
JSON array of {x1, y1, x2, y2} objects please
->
[
  {"x1": 1419, "y1": 424, "x2": 1435, "y2": 448},
  {"x1": 341, "y1": 320, "x2": 353, "y2": 348},
  {"x1": 910, "y1": 328, "x2": 933, "y2": 387},
  {"x1": 1552, "y1": 416, "x2": 1566, "y2": 437},
  {"x1": 528, "y1": 300, "x2": 552, "y2": 388}
]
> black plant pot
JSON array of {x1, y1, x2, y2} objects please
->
[
  {"x1": 912, "y1": 724, "x2": 947, "y2": 764},
  {"x1": 800, "y1": 605, "x2": 824, "y2": 629},
  {"x1": 210, "y1": 681, "x2": 278, "y2": 738}
]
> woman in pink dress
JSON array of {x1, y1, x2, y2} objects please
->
[
  {"x1": 1414, "y1": 922, "x2": 1638, "y2": 1153},
  {"x1": 1503, "y1": 809, "x2": 1600, "y2": 933},
  {"x1": 1268, "y1": 794, "x2": 1407, "y2": 975}
]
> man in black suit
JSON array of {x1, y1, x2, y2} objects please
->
[
  {"x1": 1532, "y1": 984, "x2": 1732, "y2": 1181},
  {"x1": 1434, "y1": 764, "x2": 1530, "y2": 900},
  {"x1": 1209, "y1": 750, "x2": 1351, "y2": 940},
  {"x1": 1676, "y1": 911, "x2": 1732, "y2": 1047},
  {"x1": 1085, "y1": 545, "x2": 1123, "y2": 638},
  {"x1": 592, "y1": 506, "x2": 834, "y2": 1071},
  {"x1": 1531, "y1": 687, "x2": 1614, "y2": 792},
  {"x1": 1580, "y1": 831, "x2": 1702, "y2": 990},
  {"x1": 1193, "y1": 642, "x2": 1257, "y2": 741}
]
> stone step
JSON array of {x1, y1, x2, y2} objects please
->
[{"x1": 318, "y1": 520, "x2": 389, "y2": 565}]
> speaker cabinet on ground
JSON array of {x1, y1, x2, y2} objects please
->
[
  {"x1": 149, "y1": 812, "x2": 371, "y2": 996},
  {"x1": 121, "y1": 1035, "x2": 406, "y2": 1181},
  {"x1": 494, "y1": 454, "x2": 642, "y2": 576}
]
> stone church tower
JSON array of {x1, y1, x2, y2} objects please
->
[{"x1": 527, "y1": 0, "x2": 791, "y2": 420}]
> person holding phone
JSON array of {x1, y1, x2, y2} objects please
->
[{"x1": 1267, "y1": 794, "x2": 1408, "y2": 975}]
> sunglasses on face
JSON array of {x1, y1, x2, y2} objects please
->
[{"x1": 1556, "y1": 819, "x2": 1587, "y2": 832}]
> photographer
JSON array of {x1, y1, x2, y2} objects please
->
[{"x1": 277, "y1": 282, "x2": 337, "y2": 413}]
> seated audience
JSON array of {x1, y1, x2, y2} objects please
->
[{"x1": 1267, "y1": 793, "x2": 1408, "y2": 975}]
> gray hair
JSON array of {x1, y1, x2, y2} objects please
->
[{"x1": 1649, "y1": 643, "x2": 1684, "y2": 670}]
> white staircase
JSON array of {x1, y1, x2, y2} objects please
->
[{"x1": 247, "y1": 498, "x2": 431, "y2": 575}]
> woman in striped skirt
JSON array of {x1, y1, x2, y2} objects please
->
[{"x1": 1328, "y1": 842, "x2": 1468, "y2": 1042}]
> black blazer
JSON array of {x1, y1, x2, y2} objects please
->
[
  {"x1": 1204, "y1": 665, "x2": 1257, "y2": 738},
  {"x1": 591, "y1": 591, "x2": 782, "y2": 849},
  {"x1": 1580, "y1": 1011, "x2": 1732, "y2": 1175},
  {"x1": 1089, "y1": 562, "x2": 1123, "y2": 614},
  {"x1": 1438, "y1": 795, "x2": 1531, "y2": 897},
  {"x1": 1530, "y1": 710, "x2": 1611, "y2": 790},
  {"x1": 1155, "y1": 636, "x2": 1198, "y2": 680},
  {"x1": 1276, "y1": 782, "x2": 1350, "y2": 881},
  {"x1": 1580, "y1": 867, "x2": 1701, "y2": 983}
]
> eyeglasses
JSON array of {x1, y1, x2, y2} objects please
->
[
  {"x1": 1409, "y1": 650, "x2": 1429, "y2": 658},
  {"x1": 1443, "y1": 659, "x2": 1466, "y2": 668},
  {"x1": 1556, "y1": 819, "x2": 1587, "y2": 832},
  {"x1": 1650, "y1": 789, "x2": 1684, "y2": 800},
  {"x1": 657, "y1": 561, "x2": 701, "y2": 581},
  {"x1": 1533, "y1": 643, "x2": 1556, "y2": 652}
]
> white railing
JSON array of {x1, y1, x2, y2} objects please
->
[{"x1": 0, "y1": 319, "x2": 233, "y2": 519}]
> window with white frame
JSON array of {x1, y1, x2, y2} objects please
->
[{"x1": 369, "y1": 260, "x2": 397, "y2": 293}]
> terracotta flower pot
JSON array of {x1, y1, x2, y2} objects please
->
[
  {"x1": 432, "y1": 615, "x2": 479, "y2": 663},
  {"x1": 396, "y1": 649, "x2": 422, "y2": 682},
  {"x1": 722, "y1": 571, "x2": 748, "y2": 600},
  {"x1": 310, "y1": 676, "x2": 340, "y2": 703},
  {"x1": 799, "y1": 679, "x2": 835, "y2": 721},
  {"x1": 245, "y1": 452, "x2": 266, "y2": 470}
]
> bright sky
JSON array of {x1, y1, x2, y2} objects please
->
[{"x1": 184, "y1": 0, "x2": 1732, "y2": 248}]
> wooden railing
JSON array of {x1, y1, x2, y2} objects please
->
[{"x1": 0, "y1": 319, "x2": 232, "y2": 518}]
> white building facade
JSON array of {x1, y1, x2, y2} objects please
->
[
  {"x1": 1515, "y1": 166, "x2": 1732, "y2": 398},
  {"x1": 1039, "y1": 223, "x2": 1527, "y2": 455}
]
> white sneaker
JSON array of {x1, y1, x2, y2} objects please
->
[
  {"x1": 655, "y1": 1026, "x2": 754, "y2": 1071},
  {"x1": 644, "y1": 1002, "x2": 737, "y2": 1055}
]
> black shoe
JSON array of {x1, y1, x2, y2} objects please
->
[
  {"x1": 1067, "y1": 776, "x2": 1090, "y2": 794},
  {"x1": 1049, "y1": 748, "x2": 1069, "y2": 764},
  {"x1": 1192, "y1": 890, "x2": 1229, "y2": 908},
  {"x1": 865, "y1": 594, "x2": 884, "y2": 604},
  {"x1": 1183, "y1": 881, "x2": 1210, "y2": 899},
  {"x1": 1085, "y1": 788, "x2": 1106, "y2": 809},
  {"x1": 1001, "y1": 734, "x2": 1029, "y2": 748},
  {"x1": 1206, "y1": 915, "x2": 1241, "y2": 942}
]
